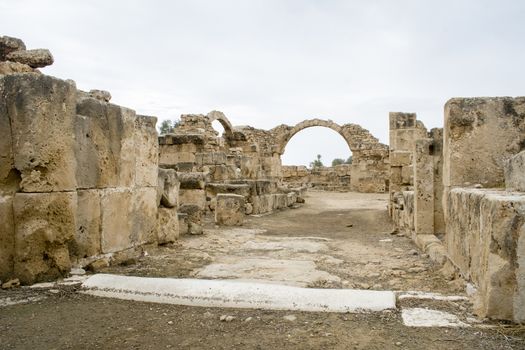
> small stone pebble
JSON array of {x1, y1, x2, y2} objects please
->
[
  {"x1": 220, "y1": 315, "x2": 235, "y2": 322},
  {"x1": 395, "y1": 342, "x2": 402, "y2": 346},
  {"x1": 167, "y1": 321, "x2": 173, "y2": 325},
  {"x1": 283, "y1": 315, "x2": 297, "y2": 321},
  {"x1": 244, "y1": 317, "x2": 252, "y2": 322},
  {"x1": 1, "y1": 278, "x2": 20, "y2": 289}
]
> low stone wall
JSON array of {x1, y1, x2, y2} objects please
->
[
  {"x1": 0, "y1": 73, "x2": 159, "y2": 284},
  {"x1": 281, "y1": 165, "x2": 352, "y2": 192},
  {"x1": 446, "y1": 188, "x2": 525, "y2": 322}
]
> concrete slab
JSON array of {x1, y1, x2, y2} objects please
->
[{"x1": 81, "y1": 274, "x2": 396, "y2": 313}]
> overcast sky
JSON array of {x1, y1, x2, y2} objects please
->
[{"x1": 2, "y1": 0, "x2": 524, "y2": 165}]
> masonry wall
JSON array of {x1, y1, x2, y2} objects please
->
[
  {"x1": 281, "y1": 164, "x2": 352, "y2": 191},
  {"x1": 0, "y1": 73, "x2": 159, "y2": 284},
  {"x1": 442, "y1": 97, "x2": 525, "y2": 322}
]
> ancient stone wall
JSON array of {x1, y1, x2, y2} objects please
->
[
  {"x1": 0, "y1": 39, "x2": 161, "y2": 284},
  {"x1": 158, "y1": 113, "x2": 303, "y2": 226},
  {"x1": 281, "y1": 165, "x2": 352, "y2": 191},
  {"x1": 388, "y1": 97, "x2": 525, "y2": 322}
]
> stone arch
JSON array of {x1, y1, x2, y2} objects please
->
[
  {"x1": 207, "y1": 110, "x2": 234, "y2": 139},
  {"x1": 273, "y1": 118, "x2": 382, "y2": 155}
]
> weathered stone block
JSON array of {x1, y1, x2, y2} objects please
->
[
  {"x1": 444, "y1": 97, "x2": 525, "y2": 188},
  {"x1": 71, "y1": 190, "x2": 101, "y2": 260},
  {"x1": 178, "y1": 204, "x2": 203, "y2": 235},
  {"x1": 401, "y1": 165, "x2": 413, "y2": 185},
  {"x1": 3, "y1": 74, "x2": 77, "y2": 192},
  {"x1": 0, "y1": 36, "x2": 26, "y2": 60},
  {"x1": 76, "y1": 97, "x2": 136, "y2": 188},
  {"x1": 157, "y1": 207, "x2": 179, "y2": 244},
  {"x1": 131, "y1": 187, "x2": 158, "y2": 245},
  {"x1": 414, "y1": 139, "x2": 434, "y2": 235},
  {"x1": 100, "y1": 189, "x2": 132, "y2": 253},
  {"x1": 6, "y1": 49, "x2": 54, "y2": 68},
  {"x1": 135, "y1": 115, "x2": 159, "y2": 187},
  {"x1": 505, "y1": 150, "x2": 525, "y2": 192},
  {"x1": 215, "y1": 194, "x2": 245, "y2": 226},
  {"x1": 0, "y1": 194, "x2": 15, "y2": 280},
  {"x1": 390, "y1": 151, "x2": 412, "y2": 167},
  {"x1": 13, "y1": 192, "x2": 77, "y2": 284},
  {"x1": 0, "y1": 78, "x2": 18, "y2": 192},
  {"x1": 157, "y1": 168, "x2": 179, "y2": 208},
  {"x1": 178, "y1": 172, "x2": 206, "y2": 189},
  {"x1": 179, "y1": 189, "x2": 206, "y2": 210},
  {"x1": 446, "y1": 188, "x2": 525, "y2": 322}
]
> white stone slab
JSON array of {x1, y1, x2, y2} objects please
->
[
  {"x1": 401, "y1": 308, "x2": 469, "y2": 327},
  {"x1": 81, "y1": 274, "x2": 396, "y2": 313},
  {"x1": 398, "y1": 291, "x2": 469, "y2": 302}
]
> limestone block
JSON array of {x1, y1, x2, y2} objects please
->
[
  {"x1": 157, "y1": 208, "x2": 179, "y2": 244},
  {"x1": 3, "y1": 74, "x2": 77, "y2": 192},
  {"x1": 135, "y1": 115, "x2": 159, "y2": 187},
  {"x1": 286, "y1": 192, "x2": 297, "y2": 207},
  {"x1": 401, "y1": 165, "x2": 413, "y2": 185},
  {"x1": 215, "y1": 194, "x2": 245, "y2": 226},
  {"x1": 444, "y1": 97, "x2": 525, "y2": 188},
  {"x1": 178, "y1": 172, "x2": 206, "y2": 189},
  {"x1": 178, "y1": 213, "x2": 189, "y2": 235},
  {"x1": 195, "y1": 152, "x2": 213, "y2": 166},
  {"x1": 178, "y1": 205, "x2": 203, "y2": 235},
  {"x1": 390, "y1": 151, "x2": 412, "y2": 167},
  {"x1": 76, "y1": 97, "x2": 137, "y2": 188},
  {"x1": 71, "y1": 190, "x2": 101, "y2": 260},
  {"x1": 0, "y1": 61, "x2": 35, "y2": 74},
  {"x1": 179, "y1": 189, "x2": 206, "y2": 210},
  {"x1": 89, "y1": 89, "x2": 111, "y2": 102},
  {"x1": 131, "y1": 187, "x2": 158, "y2": 245},
  {"x1": 504, "y1": 150, "x2": 525, "y2": 192},
  {"x1": 446, "y1": 188, "x2": 525, "y2": 321},
  {"x1": 414, "y1": 139, "x2": 434, "y2": 235},
  {"x1": 0, "y1": 194, "x2": 14, "y2": 280},
  {"x1": 205, "y1": 183, "x2": 251, "y2": 198},
  {"x1": 274, "y1": 193, "x2": 287, "y2": 209},
  {"x1": 13, "y1": 192, "x2": 77, "y2": 284},
  {"x1": 100, "y1": 189, "x2": 132, "y2": 254},
  {"x1": 390, "y1": 166, "x2": 402, "y2": 187},
  {"x1": 157, "y1": 168, "x2": 179, "y2": 208},
  {"x1": 0, "y1": 78, "x2": 17, "y2": 192},
  {"x1": 0, "y1": 36, "x2": 26, "y2": 60},
  {"x1": 6, "y1": 49, "x2": 54, "y2": 68},
  {"x1": 208, "y1": 164, "x2": 236, "y2": 182}
]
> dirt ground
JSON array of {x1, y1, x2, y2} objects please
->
[{"x1": 1, "y1": 191, "x2": 524, "y2": 349}]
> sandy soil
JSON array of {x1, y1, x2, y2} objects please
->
[{"x1": 1, "y1": 191, "x2": 524, "y2": 349}]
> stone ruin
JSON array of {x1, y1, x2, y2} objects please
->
[
  {"x1": 388, "y1": 100, "x2": 525, "y2": 322},
  {"x1": 1, "y1": 35, "x2": 525, "y2": 323},
  {"x1": 282, "y1": 164, "x2": 353, "y2": 192}
]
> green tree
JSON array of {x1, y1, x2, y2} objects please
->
[
  {"x1": 331, "y1": 158, "x2": 345, "y2": 166},
  {"x1": 345, "y1": 155, "x2": 353, "y2": 164},
  {"x1": 310, "y1": 154, "x2": 323, "y2": 168},
  {"x1": 158, "y1": 119, "x2": 180, "y2": 134}
]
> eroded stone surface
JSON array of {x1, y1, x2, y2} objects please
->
[
  {"x1": 6, "y1": 49, "x2": 54, "y2": 68},
  {"x1": 215, "y1": 194, "x2": 245, "y2": 226},
  {"x1": 13, "y1": 192, "x2": 77, "y2": 284}
]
